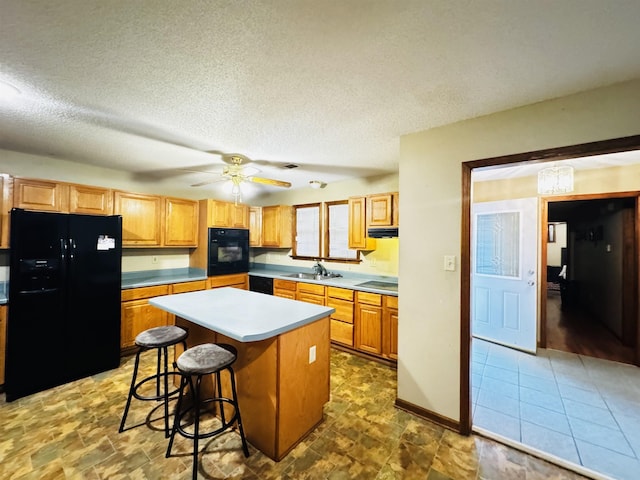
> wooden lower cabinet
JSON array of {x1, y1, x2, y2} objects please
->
[
  {"x1": 174, "y1": 315, "x2": 330, "y2": 461},
  {"x1": 120, "y1": 285, "x2": 170, "y2": 349},
  {"x1": 383, "y1": 296, "x2": 398, "y2": 360},
  {"x1": 269, "y1": 278, "x2": 398, "y2": 362},
  {"x1": 274, "y1": 279, "x2": 296, "y2": 299},
  {"x1": 208, "y1": 273, "x2": 249, "y2": 290},
  {"x1": 355, "y1": 292, "x2": 383, "y2": 355},
  {"x1": 354, "y1": 291, "x2": 398, "y2": 360},
  {"x1": 296, "y1": 282, "x2": 325, "y2": 306},
  {"x1": 327, "y1": 287, "x2": 354, "y2": 347},
  {"x1": 0, "y1": 305, "x2": 6, "y2": 385}
]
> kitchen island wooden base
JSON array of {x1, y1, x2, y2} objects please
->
[{"x1": 174, "y1": 315, "x2": 330, "y2": 461}]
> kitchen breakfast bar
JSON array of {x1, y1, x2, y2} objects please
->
[{"x1": 149, "y1": 287, "x2": 334, "y2": 461}]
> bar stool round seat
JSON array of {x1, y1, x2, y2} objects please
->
[
  {"x1": 119, "y1": 325, "x2": 188, "y2": 437},
  {"x1": 166, "y1": 343, "x2": 250, "y2": 480}
]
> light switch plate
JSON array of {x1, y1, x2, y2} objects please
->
[{"x1": 444, "y1": 255, "x2": 456, "y2": 271}]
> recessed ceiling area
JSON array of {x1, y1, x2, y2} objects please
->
[{"x1": 2, "y1": 1, "x2": 640, "y2": 200}]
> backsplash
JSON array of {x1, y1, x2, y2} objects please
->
[{"x1": 121, "y1": 249, "x2": 190, "y2": 273}]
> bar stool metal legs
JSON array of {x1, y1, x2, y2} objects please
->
[
  {"x1": 119, "y1": 325, "x2": 188, "y2": 437},
  {"x1": 166, "y1": 343, "x2": 249, "y2": 480}
]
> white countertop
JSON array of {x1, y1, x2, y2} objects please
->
[{"x1": 149, "y1": 287, "x2": 335, "y2": 343}]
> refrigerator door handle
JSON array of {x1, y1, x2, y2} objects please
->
[
  {"x1": 19, "y1": 288, "x2": 59, "y2": 295},
  {"x1": 69, "y1": 237, "x2": 76, "y2": 259}
]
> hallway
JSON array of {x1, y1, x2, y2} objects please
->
[
  {"x1": 471, "y1": 337, "x2": 640, "y2": 480},
  {"x1": 545, "y1": 291, "x2": 635, "y2": 365}
]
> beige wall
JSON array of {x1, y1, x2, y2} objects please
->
[
  {"x1": 398, "y1": 79, "x2": 640, "y2": 422},
  {"x1": 473, "y1": 162, "x2": 640, "y2": 203},
  {"x1": 0, "y1": 149, "x2": 206, "y2": 200}
]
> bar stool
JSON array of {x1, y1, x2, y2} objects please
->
[
  {"x1": 119, "y1": 325, "x2": 188, "y2": 437},
  {"x1": 166, "y1": 343, "x2": 249, "y2": 479}
]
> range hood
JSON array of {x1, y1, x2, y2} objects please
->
[{"x1": 367, "y1": 227, "x2": 399, "y2": 238}]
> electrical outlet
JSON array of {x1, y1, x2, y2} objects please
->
[
  {"x1": 309, "y1": 345, "x2": 316, "y2": 364},
  {"x1": 152, "y1": 256, "x2": 158, "y2": 264},
  {"x1": 370, "y1": 258, "x2": 377, "y2": 267}
]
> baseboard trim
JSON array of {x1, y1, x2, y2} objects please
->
[{"x1": 394, "y1": 398, "x2": 461, "y2": 432}]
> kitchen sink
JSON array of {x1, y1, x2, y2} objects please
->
[
  {"x1": 283, "y1": 272, "x2": 342, "y2": 281},
  {"x1": 285, "y1": 272, "x2": 320, "y2": 280}
]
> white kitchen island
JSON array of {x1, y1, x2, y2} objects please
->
[{"x1": 149, "y1": 287, "x2": 334, "y2": 461}]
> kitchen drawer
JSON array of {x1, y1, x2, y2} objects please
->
[
  {"x1": 297, "y1": 282, "x2": 326, "y2": 296},
  {"x1": 384, "y1": 295, "x2": 398, "y2": 309},
  {"x1": 297, "y1": 292, "x2": 325, "y2": 306},
  {"x1": 121, "y1": 284, "x2": 170, "y2": 302},
  {"x1": 327, "y1": 297, "x2": 353, "y2": 324},
  {"x1": 273, "y1": 279, "x2": 296, "y2": 291},
  {"x1": 331, "y1": 319, "x2": 353, "y2": 346},
  {"x1": 327, "y1": 286, "x2": 354, "y2": 301},
  {"x1": 274, "y1": 288, "x2": 296, "y2": 300},
  {"x1": 356, "y1": 291, "x2": 382, "y2": 307},
  {"x1": 208, "y1": 273, "x2": 248, "y2": 289},
  {"x1": 171, "y1": 280, "x2": 207, "y2": 294}
]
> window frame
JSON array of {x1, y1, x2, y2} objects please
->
[{"x1": 291, "y1": 200, "x2": 361, "y2": 263}]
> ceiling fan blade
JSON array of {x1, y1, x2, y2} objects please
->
[
  {"x1": 190, "y1": 177, "x2": 225, "y2": 187},
  {"x1": 248, "y1": 176, "x2": 291, "y2": 188}
]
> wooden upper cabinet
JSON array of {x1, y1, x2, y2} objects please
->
[
  {"x1": 13, "y1": 177, "x2": 69, "y2": 212},
  {"x1": 114, "y1": 191, "x2": 162, "y2": 246},
  {"x1": 249, "y1": 206, "x2": 262, "y2": 246},
  {"x1": 164, "y1": 197, "x2": 198, "y2": 247},
  {"x1": 230, "y1": 203, "x2": 249, "y2": 228},
  {"x1": 0, "y1": 175, "x2": 12, "y2": 248},
  {"x1": 392, "y1": 192, "x2": 399, "y2": 227},
  {"x1": 348, "y1": 196, "x2": 376, "y2": 250},
  {"x1": 367, "y1": 193, "x2": 394, "y2": 227},
  {"x1": 261, "y1": 205, "x2": 292, "y2": 248},
  {"x1": 207, "y1": 199, "x2": 249, "y2": 228},
  {"x1": 208, "y1": 199, "x2": 230, "y2": 227},
  {"x1": 69, "y1": 184, "x2": 113, "y2": 215}
]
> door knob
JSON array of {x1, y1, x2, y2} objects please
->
[
  {"x1": 528, "y1": 270, "x2": 535, "y2": 275},
  {"x1": 528, "y1": 280, "x2": 535, "y2": 286}
]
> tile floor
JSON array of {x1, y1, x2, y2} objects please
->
[
  {"x1": 0, "y1": 348, "x2": 587, "y2": 479},
  {"x1": 472, "y1": 337, "x2": 640, "y2": 480}
]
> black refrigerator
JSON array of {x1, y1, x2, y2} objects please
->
[{"x1": 6, "y1": 208, "x2": 122, "y2": 401}]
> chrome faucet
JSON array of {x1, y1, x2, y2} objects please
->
[{"x1": 313, "y1": 261, "x2": 328, "y2": 276}]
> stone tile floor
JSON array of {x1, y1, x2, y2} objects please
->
[
  {"x1": 0, "y1": 349, "x2": 587, "y2": 479},
  {"x1": 472, "y1": 338, "x2": 640, "y2": 480}
]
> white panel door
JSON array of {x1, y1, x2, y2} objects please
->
[{"x1": 471, "y1": 198, "x2": 538, "y2": 353}]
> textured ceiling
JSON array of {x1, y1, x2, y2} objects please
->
[{"x1": 2, "y1": 1, "x2": 640, "y2": 200}]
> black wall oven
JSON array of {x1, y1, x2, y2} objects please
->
[{"x1": 208, "y1": 228, "x2": 250, "y2": 276}]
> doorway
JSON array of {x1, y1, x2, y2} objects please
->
[
  {"x1": 543, "y1": 196, "x2": 638, "y2": 365},
  {"x1": 461, "y1": 135, "x2": 640, "y2": 477}
]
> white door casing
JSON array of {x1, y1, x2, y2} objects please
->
[{"x1": 471, "y1": 198, "x2": 538, "y2": 353}]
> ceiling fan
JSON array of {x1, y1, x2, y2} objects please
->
[{"x1": 190, "y1": 153, "x2": 291, "y2": 203}]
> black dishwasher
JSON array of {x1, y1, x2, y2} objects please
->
[{"x1": 249, "y1": 276, "x2": 274, "y2": 295}]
